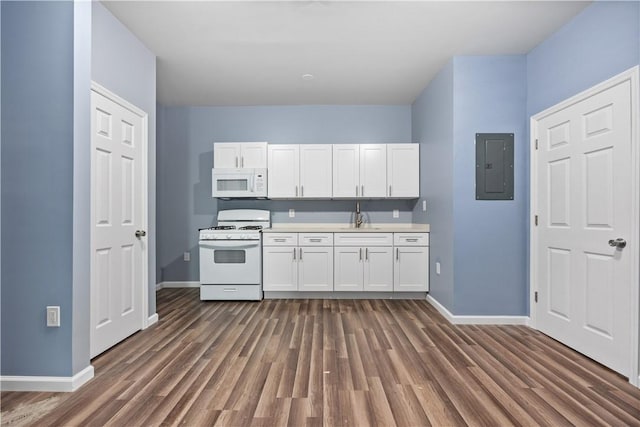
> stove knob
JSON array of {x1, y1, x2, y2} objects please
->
[{"x1": 226, "y1": 234, "x2": 232, "y2": 239}]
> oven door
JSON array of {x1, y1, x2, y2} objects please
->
[{"x1": 199, "y1": 239, "x2": 261, "y2": 285}]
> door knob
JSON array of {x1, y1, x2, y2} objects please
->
[
  {"x1": 135, "y1": 230, "x2": 147, "y2": 238},
  {"x1": 608, "y1": 238, "x2": 626, "y2": 249}
]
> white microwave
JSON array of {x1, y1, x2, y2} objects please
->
[{"x1": 212, "y1": 168, "x2": 267, "y2": 198}]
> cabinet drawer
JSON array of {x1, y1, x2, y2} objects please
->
[
  {"x1": 263, "y1": 233, "x2": 298, "y2": 246},
  {"x1": 334, "y1": 233, "x2": 393, "y2": 247},
  {"x1": 299, "y1": 233, "x2": 334, "y2": 246},
  {"x1": 393, "y1": 233, "x2": 429, "y2": 246},
  {"x1": 200, "y1": 284, "x2": 262, "y2": 301}
]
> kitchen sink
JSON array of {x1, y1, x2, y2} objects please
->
[{"x1": 337, "y1": 227, "x2": 382, "y2": 230}]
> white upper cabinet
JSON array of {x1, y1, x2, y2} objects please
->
[
  {"x1": 268, "y1": 144, "x2": 299, "y2": 198},
  {"x1": 332, "y1": 144, "x2": 360, "y2": 198},
  {"x1": 387, "y1": 144, "x2": 419, "y2": 198},
  {"x1": 267, "y1": 143, "x2": 418, "y2": 200},
  {"x1": 333, "y1": 144, "x2": 388, "y2": 198},
  {"x1": 359, "y1": 144, "x2": 387, "y2": 198},
  {"x1": 268, "y1": 144, "x2": 332, "y2": 199},
  {"x1": 214, "y1": 142, "x2": 267, "y2": 169},
  {"x1": 300, "y1": 145, "x2": 332, "y2": 198}
]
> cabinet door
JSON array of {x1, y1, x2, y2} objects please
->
[
  {"x1": 298, "y1": 247, "x2": 333, "y2": 291},
  {"x1": 393, "y1": 246, "x2": 429, "y2": 292},
  {"x1": 263, "y1": 246, "x2": 298, "y2": 291},
  {"x1": 241, "y1": 142, "x2": 268, "y2": 169},
  {"x1": 332, "y1": 144, "x2": 359, "y2": 198},
  {"x1": 359, "y1": 144, "x2": 387, "y2": 198},
  {"x1": 213, "y1": 143, "x2": 241, "y2": 168},
  {"x1": 387, "y1": 144, "x2": 419, "y2": 198},
  {"x1": 268, "y1": 145, "x2": 299, "y2": 198},
  {"x1": 363, "y1": 246, "x2": 393, "y2": 291},
  {"x1": 334, "y1": 247, "x2": 363, "y2": 291},
  {"x1": 300, "y1": 145, "x2": 332, "y2": 198}
]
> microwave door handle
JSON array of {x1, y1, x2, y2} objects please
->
[{"x1": 250, "y1": 174, "x2": 255, "y2": 192}]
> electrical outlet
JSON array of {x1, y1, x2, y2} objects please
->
[
  {"x1": 393, "y1": 209, "x2": 399, "y2": 218},
  {"x1": 183, "y1": 251, "x2": 190, "y2": 262},
  {"x1": 436, "y1": 262, "x2": 441, "y2": 275},
  {"x1": 289, "y1": 209, "x2": 295, "y2": 218},
  {"x1": 422, "y1": 200, "x2": 427, "y2": 212},
  {"x1": 47, "y1": 306, "x2": 60, "y2": 327}
]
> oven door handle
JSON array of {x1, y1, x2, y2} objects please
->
[{"x1": 199, "y1": 241, "x2": 260, "y2": 249}]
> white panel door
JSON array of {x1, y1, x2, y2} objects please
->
[
  {"x1": 359, "y1": 144, "x2": 387, "y2": 198},
  {"x1": 213, "y1": 142, "x2": 242, "y2": 168},
  {"x1": 263, "y1": 246, "x2": 298, "y2": 291},
  {"x1": 268, "y1": 144, "x2": 299, "y2": 198},
  {"x1": 91, "y1": 89, "x2": 145, "y2": 358},
  {"x1": 240, "y1": 142, "x2": 268, "y2": 169},
  {"x1": 332, "y1": 144, "x2": 359, "y2": 198},
  {"x1": 535, "y1": 78, "x2": 633, "y2": 376},
  {"x1": 334, "y1": 247, "x2": 363, "y2": 291},
  {"x1": 394, "y1": 246, "x2": 429, "y2": 292},
  {"x1": 298, "y1": 247, "x2": 334, "y2": 291},
  {"x1": 363, "y1": 246, "x2": 393, "y2": 291},
  {"x1": 387, "y1": 144, "x2": 419, "y2": 198},
  {"x1": 300, "y1": 144, "x2": 332, "y2": 198}
]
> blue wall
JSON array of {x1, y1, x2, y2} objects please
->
[
  {"x1": 157, "y1": 105, "x2": 413, "y2": 282},
  {"x1": 527, "y1": 1, "x2": 640, "y2": 117},
  {"x1": 411, "y1": 57, "x2": 527, "y2": 316},
  {"x1": 411, "y1": 61, "x2": 455, "y2": 310},
  {"x1": 1, "y1": 1, "x2": 76, "y2": 376},
  {"x1": 452, "y1": 56, "x2": 527, "y2": 315},
  {"x1": 408, "y1": 0, "x2": 639, "y2": 317},
  {"x1": 92, "y1": 2, "x2": 157, "y2": 315}
]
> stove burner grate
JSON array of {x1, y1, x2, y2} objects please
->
[
  {"x1": 211, "y1": 225, "x2": 236, "y2": 230},
  {"x1": 239, "y1": 225, "x2": 263, "y2": 230}
]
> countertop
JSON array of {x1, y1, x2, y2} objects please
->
[{"x1": 263, "y1": 223, "x2": 430, "y2": 233}]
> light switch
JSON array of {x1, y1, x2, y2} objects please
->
[
  {"x1": 47, "y1": 306, "x2": 60, "y2": 327},
  {"x1": 393, "y1": 209, "x2": 399, "y2": 218},
  {"x1": 422, "y1": 200, "x2": 427, "y2": 212},
  {"x1": 436, "y1": 262, "x2": 441, "y2": 275},
  {"x1": 183, "y1": 252, "x2": 191, "y2": 262},
  {"x1": 289, "y1": 209, "x2": 295, "y2": 218}
]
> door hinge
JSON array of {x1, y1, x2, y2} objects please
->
[
  {"x1": 534, "y1": 291, "x2": 538, "y2": 303},
  {"x1": 534, "y1": 215, "x2": 538, "y2": 226},
  {"x1": 535, "y1": 139, "x2": 538, "y2": 150}
]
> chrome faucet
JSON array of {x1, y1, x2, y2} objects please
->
[{"x1": 355, "y1": 201, "x2": 364, "y2": 228}]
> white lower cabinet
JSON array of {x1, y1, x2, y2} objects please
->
[
  {"x1": 393, "y1": 233, "x2": 430, "y2": 292},
  {"x1": 264, "y1": 231, "x2": 428, "y2": 295},
  {"x1": 262, "y1": 246, "x2": 298, "y2": 291},
  {"x1": 334, "y1": 246, "x2": 393, "y2": 291},
  {"x1": 298, "y1": 246, "x2": 333, "y2": 291},
  {"x1": 334, "y1": 233, "x2": 394, "y2": 292},
  {"x1": 263, "y1": 233, "x2": 333, "y2": 291},
  {"x1": 363, "y1": 246, "x2": 393, "y2": 291},
  {"x1": 334, "y1": 247, "x2": 364, "y2": 291}
]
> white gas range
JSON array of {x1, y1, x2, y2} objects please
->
[{"x1": 199, "y1": 209, "x2": 270, "y2": 301}]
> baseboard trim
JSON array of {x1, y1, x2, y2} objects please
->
[
  {"x1": 264, "y1": 291, "x2": 428, "y2": 300},
  {"x1": 0, "y1": 365, "x2": 94, "y2": 392},
  {"x1": 426, "y1": 295, "x2": 529, "y2": 325},
  {"x1": 145, "y1": 313, "x2": 159, "y2": 328},
  {"x1": 157, "y1": 281, "x2": 200, "y2": 289}
]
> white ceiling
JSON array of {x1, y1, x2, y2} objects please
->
[{"x1": 102, "y1": 1, "x2": 591, "y2": 106}]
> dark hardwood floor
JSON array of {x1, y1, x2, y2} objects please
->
[{"x1": 2, "y1": 288, "x2": 640, "y2": 426}]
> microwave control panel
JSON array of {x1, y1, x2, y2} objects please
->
[{"x1": 255, "y1": 172, "x2": 266, "y2": 192}]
